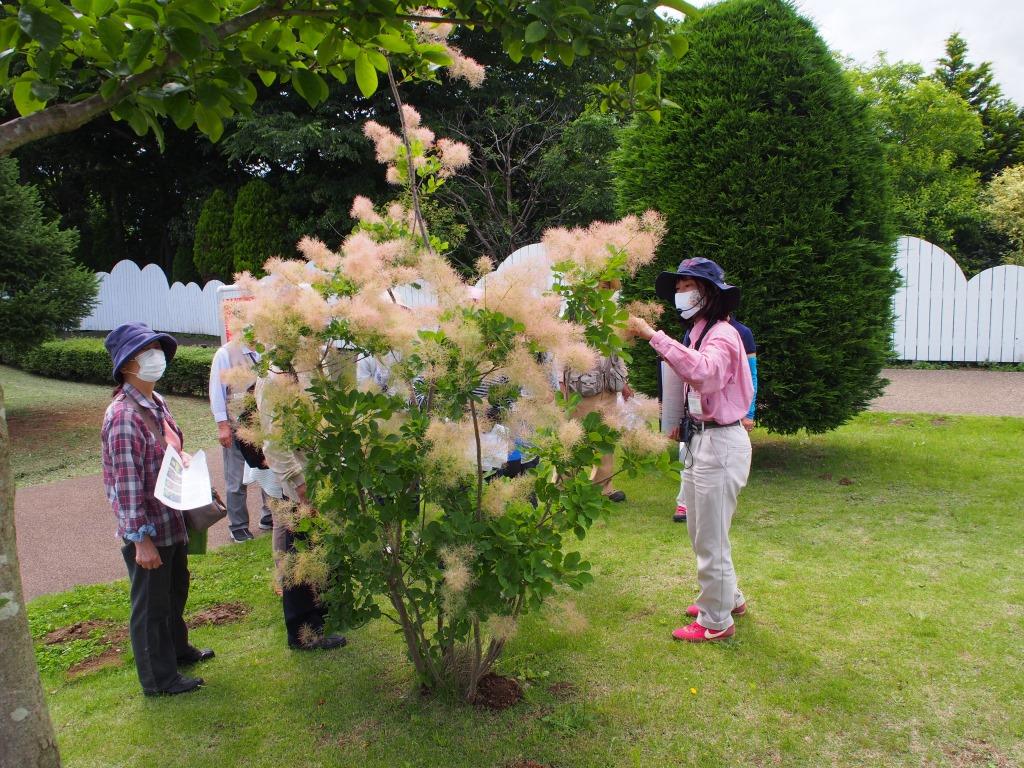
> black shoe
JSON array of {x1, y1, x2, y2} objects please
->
[
  {"x1": 289, "y1": 633, "x2": 347, "y2": 651},
  {"x1": 177, "y1": 646, "x2": 215, "y2": 666},
  {"x1": 258, "y1": 514, "x2": 273, "y2": 531},
  {"x1": 144, "y1": 675, "x2": 204, "y2": 696},
  {"x1": 229, "y1": 528, "x2": 254, "y2": 543},
  {"x1": 605, "y1": 490, "x2": 627, "y2": 503}
]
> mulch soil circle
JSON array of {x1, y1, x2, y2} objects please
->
[{"x1": 472, "y1": 673, "x2": 524, "y2": 711}]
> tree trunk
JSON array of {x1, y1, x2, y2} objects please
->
[{"x1": 0, "y1": 384, "x2": 62, "y2": 768}]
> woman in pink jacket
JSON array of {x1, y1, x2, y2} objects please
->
[{"x1": 628, "y1": 258, "x2": 754, "y2": 642}]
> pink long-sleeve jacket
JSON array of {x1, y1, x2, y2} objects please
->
[{"x1": 650, "y1": 319, "x2": 754, "y2": 425}]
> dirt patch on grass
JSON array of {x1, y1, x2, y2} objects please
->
[
  {"x1": 941, "y1": 739, "x2": 1012, "y2": 767},
  {"x1": 45, "y1": 603, "x2": 249, "y2": 680},
  {"x1": 43, "y1": 619, "x2": 116, "y2": 645},
  {"x1": 43, "y1": 620, "x2": 131, "y2": 679},
  {"x1": 319, "y1": 717, "x2": 380, "y2": 751},
  {"x1": 473, "y1": 674, "x2": 523, "y2": 711},
  {"x1": 187, "y1": 601, "x2": 250, "y2": 628},
  {"x1": 546, "y1": 681, "x2": 578, "y2": 699},
  {"x1": 505, "y1": 761, "x2": 549, "y2": 768},
  {"x1": 67, "y1": 645, "x2": 127, "y2": 679},
  {"x1": 8, "y1": 405, "x2": 107, "y2": 443}
]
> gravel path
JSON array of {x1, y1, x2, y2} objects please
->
[
  {"x1": 870, "y1": 368, "x2": 1024, "y2": 417},
  {"x1": 14, "y1": 368, "x2": 1024, "y2": 600}
]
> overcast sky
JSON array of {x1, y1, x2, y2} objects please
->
[{"x1": 687, "y1": 0, "x2": 1024, "y2": 104}]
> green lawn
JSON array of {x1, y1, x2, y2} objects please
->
[
  {"x1": 26, "y1": 411, "x2": 1024, "y2": 767},
  {"x1": 1, "y1": 364, "x2": 218, "y2": 486}
]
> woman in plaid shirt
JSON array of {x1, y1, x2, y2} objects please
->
[{"x1": 102, "y1": 323, "x2": 214, "y2": 696}]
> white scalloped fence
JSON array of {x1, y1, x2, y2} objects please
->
[
  {"x1": 893, "y1": 236, "x2": 1024, "y2": 362},
  {"x1": 79, "y1": 239, "x2": 1024, "y2": 362},
  {"x1": 77, "y1": 245, "x2": 548, "y2": 340},
  {"x1": 79, "y1": 261, "x2": 226, "y2": 336}
]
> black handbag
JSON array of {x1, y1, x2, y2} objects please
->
[{"x1": 233, "y1": 384, "x2": 269, "y2": 469}]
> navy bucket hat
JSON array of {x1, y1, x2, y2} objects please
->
[
  {"x1": 104, "y1": 322, "x2": 178, "y2": 383},
  {"x1": 655, "y1": 257, "x2": 741, "y2": 312}
]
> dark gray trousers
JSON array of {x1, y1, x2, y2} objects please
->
[
  {"x1": 121, "y1": 541, "x2": 190, "y2": 693},
  {"x1": 223, "y1": 441, "x2": 250, "y2": 532},
  {"x1": 224, "y1": 441, "x2": 271, "y2": 532}
]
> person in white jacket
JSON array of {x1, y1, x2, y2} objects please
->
[{"x1": 208, "y1": 341, "x2": 272, "y2": 542}]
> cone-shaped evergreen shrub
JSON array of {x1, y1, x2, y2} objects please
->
[
  {"x1": 0, "y1": 157, "x2": 96, "y2": 352},
  {"x1": 615, "y1": 0, "x2": 898, "y2": 434},
  {"x1": 231, "y1": 180, "x2": 290, "y2": 276},
  {"x1": 172, "y1": 244, "x2": 201, "y2": 285},
  {"x1": 193, "y1": 189, "x2": 235, "y2": 281}
]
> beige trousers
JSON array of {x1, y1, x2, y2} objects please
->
[
  {"x1": 572, "y1": 391, "x2": 618, "y2": 494},
  {"x1": 682, "y1": 424, "x2": 751, "y2": 630}
]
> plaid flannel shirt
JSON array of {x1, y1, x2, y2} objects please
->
[{"x1": 101, "y1": 383, "x2": 188, "y2": 546}]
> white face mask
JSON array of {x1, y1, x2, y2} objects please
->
[
  {"x1": 674, "y1": 289, "x2": 704, "y2": 320},
  {"x1": 133, "y1": 349, "x2": 166, "y2": 382}
]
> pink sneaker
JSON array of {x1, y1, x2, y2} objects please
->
[
  {"x1": 672, "y1": 621, "x2": 735, "y2": 642},
  {"x1": 673, "y1": 504, "x2": 687, "y2": 523},
  {"x1": 685, "y1": 602, "x2": 746, "y2": 618}
]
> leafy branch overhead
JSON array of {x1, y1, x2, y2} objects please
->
[{"x1": 0, "y1": 0, "x2": 699, "y2": 155}]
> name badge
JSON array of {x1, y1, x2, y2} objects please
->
[{"x1": 687, "y1": 388, "x2": 703, "y2": 419}]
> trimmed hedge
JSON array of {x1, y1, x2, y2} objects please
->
[{"x1": 10, "y1": 338, "x2": 214, "y2": 397}]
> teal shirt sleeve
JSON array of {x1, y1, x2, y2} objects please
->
[{"x1": 746, "y1": 355, "x2": 757, "y2": 421}]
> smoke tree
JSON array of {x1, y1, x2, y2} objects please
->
[{"x1": 231, "y1": 100, "x2": 670, "y2": 700}]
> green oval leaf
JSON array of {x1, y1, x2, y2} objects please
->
[
  {"x1": 185, "y1": 0, "x2": 220, "y2": 24},
  {"x1": 29, "y1": 78, "x2": 58, "y2": 101},
  {"x1": 165, "y1": 91, "x2": 194, "y2": 129},
  {"x1": 13, "y1": 78, "x2": 46, "y2": 115},
  {"x1": 167, "y1": 27, "x2": 203, "y2": 59},
  {"x1": 194, "y1": 102, "x2": 224, "y2": 141},
  {"x1": 506, "y1": 38, "x2": 523, "y2": 63},
  {"x1": 96, "y1": 17, "x2": 124, "y2": 57},
  {"x1": 366, "y1": 49, "x2": 388, "y2": 72},
  {"x1": 524, "y1": 20, "x2": 547, "y2": 44},
  {"x1": 668, "y1": 33, "x2": 689, "y2": 59},
  {"x1": 196, "y1": 79, "x2": 221, "y2": 107},
  {"x1": 292, "y1": 67, "x2": 328, "y2": 107},
  {"x1": 120, "y1": 3, "x2": 160, "y2": 23},
  {"x1": 354, "y1": 51, "x2": 377, "y2": 97},
  {"x1": 17, "y1": 6, "x2": 63, "y2": 50},
  {"x1": 257, "y1": 69, "x2": 276, "y2": 86},
  {"x1": 125, "y1": 29, "x2": 154, "y2": 72},
  {"x1": 376, "y1": 33, "x2": 411, "y2": 54}
]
